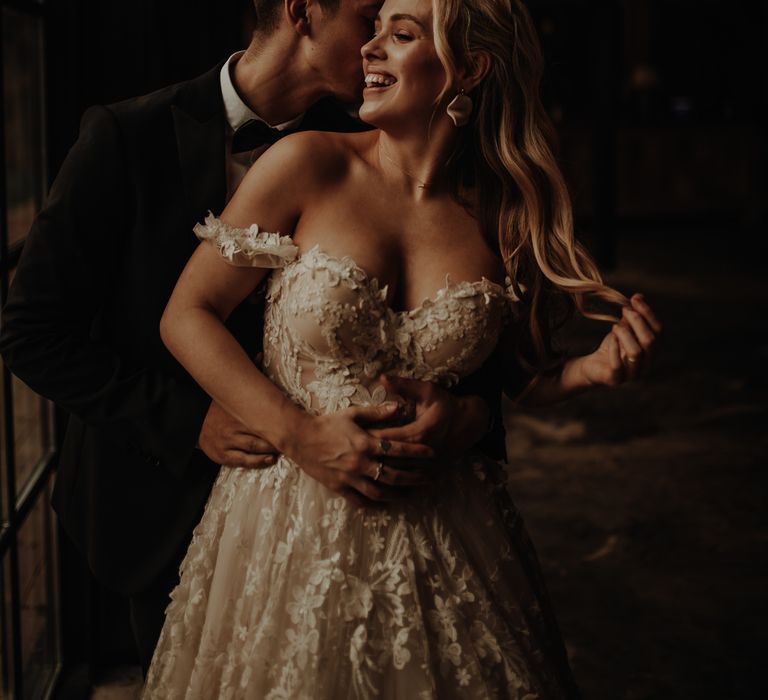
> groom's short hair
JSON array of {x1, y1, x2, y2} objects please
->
[{"x1": 254, "y1": 0, "x2": 342, "y2": 36}]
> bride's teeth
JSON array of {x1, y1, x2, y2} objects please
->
[{"x1": 365, "y1": 73, "x2": 396, "y2": 87}]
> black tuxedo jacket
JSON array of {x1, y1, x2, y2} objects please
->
[{"x1": 0, "y1": 63, "x2": 372, "y2": 594}]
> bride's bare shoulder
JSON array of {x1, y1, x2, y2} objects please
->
[
  {"x1": 234, "y1": 131, "x2": 378, "y2": 214},
  {"x1": 262, "y1": 130, "x2": 375, "y2": 177}
]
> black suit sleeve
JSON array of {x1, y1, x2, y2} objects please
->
[
  {"x1": 0, "y1": 105, "x2": 210, "y2": 479},
  {"x1": 452, "y1": 324, "x2": 536, "y2": 462},
  {"x1": 452, "y1": 350, "x2": 506, "y2": 462}
]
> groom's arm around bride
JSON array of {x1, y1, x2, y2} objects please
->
[{"x1": 0, "y1": 0, "x2": 503, "y2": 674}]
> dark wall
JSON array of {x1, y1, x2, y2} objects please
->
[
  {"x1": 529, "y1": 0, "x2": 766, "y2": 233},
  {"x1": 44, "y1": 0, "x2": 766, "y2": 232},
  {"x1": 46, "y1": 0, "x2": 255, "y2": 172},
  {"x1": 42, "y1": 1, "x2": 256, "y2": 684}
]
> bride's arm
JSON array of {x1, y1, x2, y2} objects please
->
[
  {"x1": 161, "y1": 134, "x2": 433, "y2": 504},
  {"x1": 510, "y1": 294, "x2": 663, "y2": 406}
]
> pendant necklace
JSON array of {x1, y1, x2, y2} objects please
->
[{"x1": 378, "y1": 141, "x2": 439, "y2": 190}]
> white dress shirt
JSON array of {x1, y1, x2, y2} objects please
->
[{"x1": 220, "y1": 52, "x2": 304, "y2": 200}]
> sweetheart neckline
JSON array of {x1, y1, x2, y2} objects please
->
[
  {"x1": 290, "y1": 244, "x2": 509, "y2": 317},
  {"x1": 192, "y1": 214, "x2": 510, "y2": 315}
]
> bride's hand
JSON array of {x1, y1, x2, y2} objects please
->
[
  {"x1": 368, "y1": 375, "x2": 490, "y2": 458},
  {"x1": 284, "y1": 403, "x2": 435, "y2": 507},
  {"x1": 574, "y1": 293, "x2": 662, "y2": 387}
]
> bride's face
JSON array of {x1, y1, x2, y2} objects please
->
[{"x1": 358, "y1": 0, "x2": 448, "y2": 128}]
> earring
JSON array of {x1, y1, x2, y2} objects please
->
[{"x1": 446, "y1": 89, "x2": 473, "y2": 127}]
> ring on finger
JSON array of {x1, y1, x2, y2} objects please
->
[
  {"x1": 627, "y1": 356, "x2": 640, "y2": 364},
  {"x1": 374, "y1": 462, "x2": 384, "y2": 482},
  {"x1": 379, "y1": 438, "x2": 392, "y2": 454}
]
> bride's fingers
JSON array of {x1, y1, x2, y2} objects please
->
[
  {"x1": 631, "y1": 293, "x2": 662, "y2": 334},
  {"x1": 345, "y1": 474, "x2": 401, "y2": 502},
  {"x1": 346, "y1": 402, "x2": 400, "y2": 425},
  {"x1": 608, "y1": 332, "x2": 622, "y2": 368},
  {"x1": 612, "y1": 323, "x2": 643, "y2": 380},
  {"x1": 369, "y1": 422, "x2": 422, "y2": 443},
  {"x1": 368, "y1": 438, "x2": 434, "y2": 459},
  {"x1": 368, "y1": 409, "x2": 442, "y2": 445},
  {"x1": 378, "y1": 373, "x2": 428, "y2": 400},
  {"x1": 622, "y1": 306, "x2": 657, "y2": 361},
  {"x1": 367, "y1": 461, "x2": 430, "y2": 486},
  {"x1": 602, "y1": 332, "x2": 624, "y2": 386}
]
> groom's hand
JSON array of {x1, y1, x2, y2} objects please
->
[{"x1": 198, "y1": 401, "x2": 278, "y2": 468}]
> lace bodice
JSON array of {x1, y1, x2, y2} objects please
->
[{"x1": 195, "y1": 214, "x2": 515, "y2": 415}]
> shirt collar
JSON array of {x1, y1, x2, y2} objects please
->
[{"x1": 220, "y1": 52, "x2": 305, "y2": 133}]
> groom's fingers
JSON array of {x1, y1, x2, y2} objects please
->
[
  {"x1": 230, "y1": 432, "x2": 278, "y2": 455},
  {"x1": 222, "y1": 450, "x2": 277, "y2": 469}
]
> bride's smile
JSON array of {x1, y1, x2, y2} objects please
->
[{"x1": 359, "y1": 0, "x2": 448, "y2": 128}]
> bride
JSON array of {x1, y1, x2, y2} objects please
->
[{"x1": 144, "y1": 0, "x2": 660, "y2": 696}]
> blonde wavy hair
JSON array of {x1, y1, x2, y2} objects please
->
[{"x1": 432, "y1": 0, "x2": 627, "y2": 373}]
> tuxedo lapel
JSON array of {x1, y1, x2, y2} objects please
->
[
  {"x1": 171, "y1": 63, "x2": 228, "y2": 222},
  {"x1": 171, "y1": 68, "x2": 369, "y2": 223}
]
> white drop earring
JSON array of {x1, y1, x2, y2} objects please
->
[{"x1": 446, "y1": 89, "x2": 473, "y2": 127}]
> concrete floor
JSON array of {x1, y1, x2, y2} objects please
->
[
  {"x1": 504, "y1": 228, "x2": 767, "y2": 699},
  {"x1": 91, "y1": 228, "x2": 767, "y2": 699},
  {"x1": 90, "y1": 667, "x2": 141, "y2": 700}
]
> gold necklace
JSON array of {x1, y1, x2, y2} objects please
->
[{"x1": 378, "y1": 141, "x2": 438, "y2": 189}]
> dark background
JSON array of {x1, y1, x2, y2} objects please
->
[
  {"x1": 16, "y1": 0, "x2": 768, "y2": 697},
  {"x1": 45, "y1": 0, "x2": 766, "y2": 247}
]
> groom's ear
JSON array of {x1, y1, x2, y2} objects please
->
[{"x1": 286, "y1": 0, "x2": 312, "y2": 36}]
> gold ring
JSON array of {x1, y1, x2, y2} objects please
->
[
  {"x1": 379, "y1": 438, "x2": 392, "y2": 454},
  {"x1": 374, "y1": 462, "x2": 384, "y2": 482}
]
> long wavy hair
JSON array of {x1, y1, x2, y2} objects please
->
[{"x1": 432, "y1": 0, "x2": 627, "y2": 374}]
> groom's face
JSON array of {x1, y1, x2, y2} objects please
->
[{"x1": 311, "y1": 0, "x2": 383, "y2": 103}]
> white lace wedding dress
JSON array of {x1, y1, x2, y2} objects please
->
[{"x1": 142, "y1": 215, "x2": 579, "y2": 699}]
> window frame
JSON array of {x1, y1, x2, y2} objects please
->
[{"x1": 0, "y1": 1, "x2": 62, "y2": 698}]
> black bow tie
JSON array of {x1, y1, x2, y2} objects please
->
[{"x1": 231, "y1": 119, "x2": 284, "y2": 154}]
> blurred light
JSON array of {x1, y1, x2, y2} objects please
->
[{"x1": 671, "y1": 96, "x2": 693, "y2": 118}]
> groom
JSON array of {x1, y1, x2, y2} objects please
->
[{"x1": 0, "y1": 0, "x2": 504, "y2": 673}]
